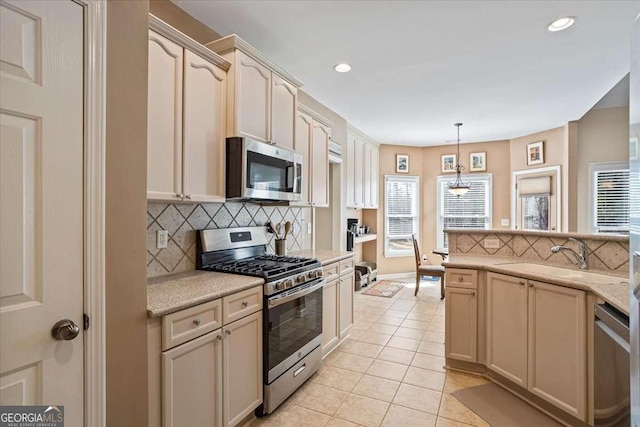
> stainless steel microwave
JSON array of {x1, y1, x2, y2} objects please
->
[{"x1": 226, "y1": 137, "x2": 302, "y2": 202}]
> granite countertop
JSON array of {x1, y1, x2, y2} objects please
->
[
  {"x1": 147, "y1": 270, "x2": 264, "y2": 318},
  {"x1": 444, "y1": 254, "x2": 630, "y2": 315},
  {"x1": 290, "y1": 249, "x2": 354, "y2": 265}
]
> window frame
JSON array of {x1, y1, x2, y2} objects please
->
[
  {"x1": 436, "y1": 173, "x2": 492, "y2": 248},
  {"x1": 589, "y1": 161, "x2": 630, "y2": 235},
  {"x1": 384, "y1": 174, "x2": 420, "y2": 258}
]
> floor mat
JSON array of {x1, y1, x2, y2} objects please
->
[{"x1": 360, "y1": 280, "x2": 405, "y2": 298}]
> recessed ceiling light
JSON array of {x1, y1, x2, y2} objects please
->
[
  {"x1": 547, "y1": 16, "x2": 577, "y2": 32},
  {"x1": 334, "y1": 63, "x2": 351, "y2": 73}
]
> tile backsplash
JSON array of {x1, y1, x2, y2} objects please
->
[
  {"x1": 447, "y1": 230, "x2": 629, "y2": 273},
  {"x1": 147, "y1": 202, "x2": 310, "y2": 278}
]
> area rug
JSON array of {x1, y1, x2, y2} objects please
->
[
  {"x1": 361, "y1": 280, "x2": 405, "y2": 298},
  {"x1": 451, "y1": 383, "x2": 563, "y2": 427}
]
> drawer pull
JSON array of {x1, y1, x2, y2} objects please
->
[
  {"x1": 519, "y1": 281, "x2": 525, "y2": 286},
  {"x1": 458, "y1": 277, "x2": 464, "y2": 282},
  {"x1": 226, "y1": 330, "x2": 232, "y2": 335},
  {"x1": 293, "y1": 364, "x2": 306, "y2": 377},
  {"x1": 192, "y1": 319, "x2": 201, "y2": 327},
  {"x1": 216, "y1": 335, "x2": 222, "y2": 341},
  {"x1": 528, "y1": 283, "x2": 534, "y2": 288},
  {"x1": 241, "y1": 301, "x2": 248, "y2": 308}
]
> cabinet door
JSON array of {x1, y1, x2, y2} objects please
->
[
  {"x1": 528, "y1": 281, "x2": 586, "y2": 420},
  {"x1": 183, "y1": 50, "x2": 226, "y2": 203},
  {"x1": 370, "y1": 145, "x2": 379, "y2": 208},
  {"x1": 311, "y1": 121, "x2": 330, "y2": 207},
  {"x1": 346, "y1": 136, "x2": 356, "y2": 207},
  {"x1": 486, "y1": 273, "x2": 528, "y2": 387},
  {"x1": 294, "y1": 111, "x2": 312, "y2": 205},
  {"x1": 222, "y1": 311, "x2": 263, "y2": 427},
  {"x1": 445, "y1": 287, "x2": 478, "y2": 362},
  {"x1": 162, "y1": 330, "x2": 223, "y2": 427},
  {"x1": 322, "y1": 278, "x2": 339, "y2": 356},
  {"x1": 363, "y1": 144, "x2": 372, "y2": 208},
  {"x1": 147, "y1": 30, "x2": 183, "y2": 201},
  {"x1": 271, "y1": 74, "x2": 296, "y2": 149},
  {"x1": 235, "y1": 50, "x2": 271, "y2": 143},
  {"x1": 339, "y1": 272, "x2": 354, "y2": 338},
  {"x1": 354, "y1": 137, "x2": 364, "y2": 207}
]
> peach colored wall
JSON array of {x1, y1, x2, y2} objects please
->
[
  {"x1": 149, "y1": 0, "x2": 222, "y2": 43},
  {"x1": 509, "y1": 126, "x2": 565, "y2": 171},
  {"x1": 105, "y1": 1, "x2": 149, "y2": 425}
]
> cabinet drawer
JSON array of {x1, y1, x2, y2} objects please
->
[
  {"x1": 162, "y1": 299, "x2": 222, "y2": 351},
  {"x1": 322, "y1": 262, "x2": 339, "y2": 282},
  {"x1": 446, "y1": 268, "x2": 478, "y2": 289},
  {"x1": 339, "y1": 258, "x2": 355, "y2": 275},
  {"x1": 223, "y1": 286, "x2": 263, "y2": 325}
]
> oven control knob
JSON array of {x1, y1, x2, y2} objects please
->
[
  {"x1": 276, "y1": 282, "x2": 285, "y2": 290},
  {"x1": 316, "y1": 270, "x2": 323, "y2": 277},
  {"x1": 296, "y1": 274, "x2": 305, "y2": 284},
  {"x1": 285, "y1": 279, "x2": 294, "y2": 288}
]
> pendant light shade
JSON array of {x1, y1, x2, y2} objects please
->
[{"x1": 447, "y1": 123, "x2": 471, "y2": 197}]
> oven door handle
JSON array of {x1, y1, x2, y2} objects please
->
[{"x1": 268, "y1": 281, "x2": 324, "y2": 308}]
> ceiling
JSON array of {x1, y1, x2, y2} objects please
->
[{"x1": 173, "y1": 1, "x2": 639, "y2": 146}]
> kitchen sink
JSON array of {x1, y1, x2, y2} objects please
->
[{"x1": 495, "y1": 262, "x2": 628, "y2": 286}]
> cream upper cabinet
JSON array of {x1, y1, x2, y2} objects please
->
[
  {"x1": 311, "y1": 121, "x2": 330, "y2": 207},
  {"x1": 147, "y1": 19, "x2": 230, "y2": 203},
  {"x1": 183, "y1": 50, "x2": 227, "y2": 202},
  {"x1": 222, "y1": 311, "x2": 263, "y2": 427},
  {"x1": 235, "y1": 50, "x2": 271, "y2": 143},
  {"x1": 363, "y1": 143, "x2": 372, "y2": 208},
  {"x1": 294, "y1": 110, "x2": 313, "y2": 205},
  {"x1": 206, "y1": 35, "x2": 303, "y2": 148},
  {"x1": 162, "y1": 330, "x2": 223, "y2": 427},
  {"x1": 445, "y1": 286, "x2": 477, "y2": 362},
  {"x1": 486, "y1": 272, "x2": 528, "y2": 388},
  {"x1": 354, "y1": 137, "x2": 364, "y2": 206},
  {"x1": 322, "y1": 277, "x2": 339, "y2": 355},
  {"x1": 346, "y1": 127, "x2": 379, "y2": 209},
  {"x1": 346, "y1": 136, "x2": 356, "y2": 207},
  {"x1": 271, "y1": 74, "x2": 296, "y2": 149},
  {"x1": 528, "y1": 280, "x2": 586, "y2": 421},
  {"x1": 339, "y1": 272, "x2": 354, "y2": 338},
  {"x1": 370, "y1": 146, "x2": 379, "y2": 208},
  {"x1": 147, "y1": 30, "x2": 184, "y2": 201}
]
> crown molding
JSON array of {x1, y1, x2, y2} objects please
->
[
  {"x1": 149, "y1": 15, "x2": 231, "y2": 71},
  {"x1": 347, "y1": 123, "x2": 380, "y2": 146},
  {"x1": 206, "y1": 34, "x2": 303, "y2": 88},
  {"x1": 297, "y1": 103, "x2": 333, "y2": 129}
]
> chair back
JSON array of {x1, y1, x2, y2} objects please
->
[{"x1": 412, "y1": 234, "x2": 421, "y2": 268}]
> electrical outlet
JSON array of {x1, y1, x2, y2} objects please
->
[
  {"x1": 157, "y1": 230, "x2": 168, "y2": 249},
  {"x1": 483, "y1": 238, "x2": 500, "y2": 249},
  {"x1": 501, "y1": 218, "x2": 510, "y2": 227},
  {"x1": 307, "y1": 222, "x2": 312, "y2": 234}
]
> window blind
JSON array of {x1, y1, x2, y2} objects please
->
[
  {"x1": 385, "y1": 175, "x2": 420, "y2": 256},
  {"x1": 593, "y1": 168, "x2": 629, "y2": 233},
  {"x1": 437, "y1": 174, "x2": 492, "y2": 247}
]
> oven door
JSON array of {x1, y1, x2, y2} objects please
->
[
  {"x1": 265, "y1": 279, "x2": 323, "y2": 383},
  {"x1": 245, "y1": 139, "x2": 302, "y2": 201}
]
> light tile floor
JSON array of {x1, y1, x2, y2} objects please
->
[{"x1": 251, "y1": 279, "x2": 491, "y2": 427}]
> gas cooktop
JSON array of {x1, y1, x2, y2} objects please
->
[{"x1": 203, "y1": 254, "x2": 320, "y2": 280}]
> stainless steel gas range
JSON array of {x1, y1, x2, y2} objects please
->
[{"x1": 197, "y1": 226, "x2": 324, "y2": 415}]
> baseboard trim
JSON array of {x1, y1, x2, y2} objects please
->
[{"x1": 377, "y1": 272, "x2": 413, "y2": 280}]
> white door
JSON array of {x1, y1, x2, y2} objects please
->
[{"x1": 0, "y1": 0, "x2": 84, "y2": 424}]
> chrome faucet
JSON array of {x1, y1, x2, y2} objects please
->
[{"x1": 550, "y1": 238, "x2": 589, "y2": 270}]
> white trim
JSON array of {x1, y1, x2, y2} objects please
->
[
  {"x1": 76, "y1": 0, "x2": 107, "y2": 425},
  {"x1": 377, "y1": 273, "x2": 414, "y2": 281},
  {"x1": 297, "y1": 103, "x2": 334, "y2": 129},
  {"x1": 149, "y1": 14, "x2": 231, "y2": 71},
  {"x1": 588, "y1": 161, "x2": 629, "y2": 234},
  {"x1": 347, "y1": 123, "x2": 380, "y2": 147},
  {"x1": 384, "y1": 175, "x2": 420, "y2": 257},
  {"x1": 511, "y1": 165, "x2": 561, "y2": 232}
]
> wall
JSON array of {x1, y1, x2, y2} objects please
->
[
  {"x1": 147, "y1": 202, "x2": 310, "y2": 278},
  {"x1": 105, "y1": 1, "x2": 149, "y2": 425},
  {"x1": 576, "y1": 106, "x2": 630, "y2": 232},
  {"x1": 149, "y1": 0, "x2": 222, "y2": 43},
  {"x1": 509, "y1": 126, "x2": 565, "y2": 172}
]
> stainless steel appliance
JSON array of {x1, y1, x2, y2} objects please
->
[
  {"x1": 197, "y1": 227, "x2": 323, "y2": 415},
  {"x1": 226, "y1": 137, "x2": 302, "y2": 202},
  {"x1": 594, "y1": 303, "x2": 630, "y2": 426}
]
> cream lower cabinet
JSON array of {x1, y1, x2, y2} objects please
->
[
  {"x1": 322, "y1": 257, "x2": 355, "y2": 356},
  {"x1": 485, "y1": 273, "x2": 587, "y2": 421},
  {"x1": 445, "y1": 287, "x2": 477, "y2": 362}
]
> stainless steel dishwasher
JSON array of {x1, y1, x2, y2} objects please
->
[{"x1": 594, "y1": 303, "x2": 630, "y2": 427}]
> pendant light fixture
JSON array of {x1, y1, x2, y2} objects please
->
[{"x1": 447, "y1": 122, "x2": 471, "y2": 197}]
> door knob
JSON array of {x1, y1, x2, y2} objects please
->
[{"x1": 51, "y1": 319, "x2": 80, "y2": 341}]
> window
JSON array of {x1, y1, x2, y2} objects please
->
[
  {"x1": 385, "y1": 175, "x2": 420, "y2": 257},
  {"x1": 591, "y1": 162, "x2": 629, "y2": 234},
  {"x1": 437, "y1": 174, "x2": 492, "y2": 248}
]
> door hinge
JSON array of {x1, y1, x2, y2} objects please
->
[{"x1": 83, "y1": 313, "x2": 90, "y2": 331}]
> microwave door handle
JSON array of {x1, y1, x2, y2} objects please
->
[{"x1": 268, "y1": 281, "x2": 324, "y2": 308}]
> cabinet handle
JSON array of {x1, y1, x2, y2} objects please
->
[
  {"x1": 528, "y1": 283, "x2": 534, "y2": 288},
  {"x1": 226, "y1": 330, "x2": 232, "y2": 335},
  {"x1": 458, "y1": 277, "x2": 464, "y2": 282},
  {"x1": 176, "y1": 193, "x2": 183, "y2": 198},
  {"x1": 216, "y1": 335, "x2": 222, "y2": 341},
  {"x1": 192, "y1": 319, "x2": 201, "y2": 327},
  {"x1": 186, "y1": 194, "x2": 193, "y2": 200},
  {"x1": 519, "y1": 281, "x2": 525, "y2": 286},
  {"x1": 241, "y1": 301, "x2": 248, "y2": 308},
  {"x1": 470, "y1": 291, "x2": 476, "y2": 296}
]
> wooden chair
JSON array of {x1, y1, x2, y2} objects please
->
[{"x1": 412, "y1": 234, "x2": 445, "y2": 299}]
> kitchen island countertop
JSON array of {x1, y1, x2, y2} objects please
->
[{"x1": 147, "y1": 270, "x2": 264, "y2": 318}]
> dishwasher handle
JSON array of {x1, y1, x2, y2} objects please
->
[{"x1": 594, "y1": 303, "x2": 629, "y2": 344}]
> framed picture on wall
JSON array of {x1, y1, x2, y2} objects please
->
[
  {"x1": 469, "y1": 152, "x2": 486, "y2": 172},
  {"x1": 396, "y1": 154, "x2": 409, "y2": 173},
  {"x1": 441, "y1": 154, "x2": 456, "y2": 173},
  {"x1": 527, "y1": 141, "x2": 544, "y2": 166}
]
